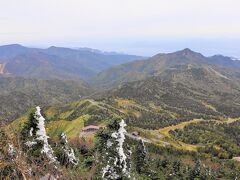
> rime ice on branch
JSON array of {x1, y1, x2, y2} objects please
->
[
  {"x1": 111, "y1": 120, "x2": 128, "y2": 173},
  {"x1": 25, "y1": 106, "x2": 58, "y2": 164},
  {"x1": 60, "y1": 133, "x2": 79, "y2": 166},
  {"x1": 35, "y1": 106, "x2": 57, "y2": 163},
  {"x1": 102, "y1": 119, "x2": 131, "y2": 179}
]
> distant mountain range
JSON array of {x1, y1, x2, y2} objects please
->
[
  {"x1": 1, "y1": 45, "x2": 240, "y2": 124},
  {"x1": 92, "y1": 48, "x2": 240, "y2": 87},
  {"x1": 0, "y1": 44, "x2": 144, "y2": 80},
  {"x1": 1, "y1": 45, "x2": 240, "y2": 85}
]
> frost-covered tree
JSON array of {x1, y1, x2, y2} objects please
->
[
  {"x1": 21, "y1": 106, "x2": 57, "y2": 164},
  {"x1": 57, "y1": 132, "x2": 78, "y2": 166},
  {"x1": 96, "y1": 118, "x2": 132, "y2": 179}
]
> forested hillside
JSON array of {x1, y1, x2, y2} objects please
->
[{"x1": 0, "y1": 77, "x2": 92, "y2": 123}]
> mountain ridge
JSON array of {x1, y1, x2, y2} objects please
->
[
  {"x1": 0, "y1": 44, "x2": 144, "y2": 80},
  {"x1": 91, "y1": 48, "x2": 240, "y2": 87}
]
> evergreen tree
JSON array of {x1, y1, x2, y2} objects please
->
[
  {"x1": 56, "y1": 133, "x2": 78, "y2": 167},
  {"x1": 134, "y1": 139, "x2": 147, "y2": 174},
  {"x1": 96, "y1": 118, "x2": 132, "y2": 179},
  {"x1": 21, "y1": 112, "x2": 38, "y2": 140},
  {"x1": 21, "y1": 106, "x2": 57, "y2": 164}
]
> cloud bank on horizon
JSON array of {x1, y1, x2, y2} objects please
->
[{"x1": 0, "y1": 0, "x2": 240, "y2": 57}]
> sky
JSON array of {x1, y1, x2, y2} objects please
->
[{"x1": 0, "y1": 0, "x2": 240, "y2": 57}]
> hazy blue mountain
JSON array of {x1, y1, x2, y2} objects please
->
[
  {"x1": 0, "y1": 44, "x2": 31, "y2": 61},
  {"x1": 0, "y1": 44, "x2": 144, "y2": 80},
  {"x1": 208, "y1": 55, "x2": 240, "y2": 68}
]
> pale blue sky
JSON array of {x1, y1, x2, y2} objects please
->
[{"x1": 0, "y1": 0, "x2": 240, "y2": 57}]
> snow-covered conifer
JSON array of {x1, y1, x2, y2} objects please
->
[
  {"x1": 98, "y1": 119, "x2": 132, "y2": 179},
  {"x1": 59, "y1": 133, "x2": 78, "y2": 166},
  {"x1": 22, "y1": 106, "x2": 58, "y2": 164}
]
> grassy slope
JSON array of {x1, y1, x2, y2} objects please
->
[
  {"x1": 148, "y1": 118, "x2": 240, "y2": 151},
  {"x1": 46, "y1": 115, "x2": 89, "y2": 140},
  {"x1": 7, "y1": 99, "x2": 119, "y2": 141},
  {"x1": 127, "y1": 117, "x2": 240, "y2": 152},
  {"x1": 8, "y1": 97, "x2": 240, "y2": 153}
]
